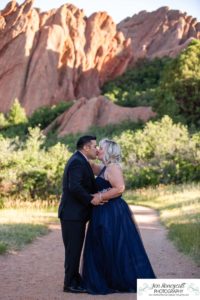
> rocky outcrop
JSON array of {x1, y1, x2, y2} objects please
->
[
  {"x1": 118, "y1": 6, "x2": 200, "y2": 64},
  {"x1": 0, "y1": 2, "x2": 199, "y2": 115},
  {"x1": 43, "y1": 96, "x2": 156, "y2": 137},
  {"x1": 0, "y1": 0, "x2": 132, "y2": 114}
]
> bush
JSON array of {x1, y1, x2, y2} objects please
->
[
  {"x1": 0, "y1": 197, "x2": 4, "y2": 209},
  {"x1": 116, "y1": 116, "x2": 200, "y2": 187},
  {"x1": 154, "y1": 40, "x2": 200, "y2": 127},
  {"x1": 0, "y1": 101, "x2": 73, "y2": 139},
  {"x1": 7, "y1": 98, "x2": 27, "y2": 125},
  {"x1": 102, "y1": 57, "x2": 171, "y2": 107},
  {"x1": 29, "y1": 101, "x2": 73, "y2": 129},
  {"x1": 0, "y1": 116, "x2": 199, "y2": 200},
  {"x1": 58, "y1": 120, "x2": 144, "y2": 152},
  {"x1": 0, "y1": 243, "x2": 7, "y2": 254},
  {"x1": 0, "y1": 127, "x2": 71, "y2": 201},
  {"x1": 102, "y1": 40, "x2": 200, "y2": 129},
  {"x1": 0, "y1": 113, "x2": 8, "y2": 129},
  {"x1": 17, "y1": 169, "x2": 49, "y2": 200}
]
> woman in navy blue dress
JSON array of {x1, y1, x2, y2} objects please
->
[{"x1": 82, "y1": 139, "x2": 156, "y2": 294}]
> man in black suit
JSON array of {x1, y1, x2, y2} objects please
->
[{"x1": 58, "y1": 135, "x2": 102, "y2": 293}]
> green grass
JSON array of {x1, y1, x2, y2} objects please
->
[
  {"x1": 125, "y1": 183, "x2": 200, "y2": 263},
  {"x1": 0, "y1": 242, "x2": 7, "y2": 254},
  {"x1": 0, "y1": 208, "x2": 57, "y2": 254}
]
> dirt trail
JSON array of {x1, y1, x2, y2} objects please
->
[{"x1": 0, "y1": 205, "x2": 199, "y2": 300}]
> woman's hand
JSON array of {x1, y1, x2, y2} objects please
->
[{"x1": 91, "y1": 193, "x2": 108, "y2": 205}]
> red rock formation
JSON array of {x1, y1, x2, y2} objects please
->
[
  {"x1": 43, "y1": 96, "x2": 156, "y2": 137},
  {"x1": 0, "y1": 2, "x2": 199, "y2": 116},
  {"x1": 118, "y1": 6, "x2": 200, "y2": 64},
  {"x1": 0, "y1": 0, "x2": 132, "y2": 114}
]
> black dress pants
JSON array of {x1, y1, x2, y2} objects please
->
[{"x1": 60, "y1": 219, "x2": 86, "y2": 287}]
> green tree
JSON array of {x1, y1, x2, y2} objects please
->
[
  {"x1": 0, "y1": 113, "x2": 8, "y2": 129},
  {"x1": 7, "y1": 98, "x2": 27, "y2": 125},
  {"x1": 102, "y1": 57, "x2": 171, "y2": 107},
  {"x1": 154, "y1": 39, "x2": 200, "y2": 126}
]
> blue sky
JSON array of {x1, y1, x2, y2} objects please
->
[{"x1": 1, "y1": 0, "x2": 200, "y2": 23}]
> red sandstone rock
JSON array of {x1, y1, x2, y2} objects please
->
[
  {"x1": 0, "y1": 0, "x2": 132, "y2": 114},
  {"x1": 43, "y1": 96, "x2": 156, "y2": 137},
  {"x1": 118, "y1": 6, "x2": 200, "y2": 64}
]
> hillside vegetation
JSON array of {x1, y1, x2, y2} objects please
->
[
  {"x1": 0, "y1": 40, "x2": 200, "y2": 204},
  {"x1": 103, "y1": 39, "x2": 200, "y2": 128}
]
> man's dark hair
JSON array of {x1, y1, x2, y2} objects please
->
[{"x1": 76, "y1": 135, "x2": 96, "y2": 150}]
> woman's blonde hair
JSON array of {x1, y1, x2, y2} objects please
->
[{"x1": 99, "y1": 138, "x2": 121, "y2": 165}]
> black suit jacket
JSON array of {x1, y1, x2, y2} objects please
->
[{"x1": 58, "y1": 151, "x2": 97, "y2": 221}]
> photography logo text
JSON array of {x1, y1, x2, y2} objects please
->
[
  {"x1": 152, "y1": 282, "x2": 187, "y2": 296},
  {"x1": 138, "y1": 279, "x2": 200, "y2": 299}
]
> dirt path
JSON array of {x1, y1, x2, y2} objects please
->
[{"x1": 0, "y1": 206, "x2": 199, "y2": 300}]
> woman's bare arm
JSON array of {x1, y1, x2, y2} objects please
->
[{"x1": 96, "y1": 164, "x2": 125, "y2": 201}]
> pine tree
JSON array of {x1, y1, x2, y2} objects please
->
[{"x1": 8, "y1": 98, "x2": 27, "y2": 125}]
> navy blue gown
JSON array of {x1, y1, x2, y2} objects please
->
[{"x1": 82, "y1": 167, "x2": 156, "y2": 294}]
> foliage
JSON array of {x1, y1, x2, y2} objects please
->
[
  {"x1": 116, "y1": 116, "x2": 200, "y2": 187},
  {"x1": 0, "y1": 99, "x2": 28, "y2": 137},
  {"x1": 0, "y1": 242, "x2": 7, "y2": 254},
  {"x1": 0, "y1": 127, "x2": 71, "y2": 201},
  {"x1": 102, "y1": 40, "x2": 200, "y2": 128},
  {"x1": 1, "y1": 115, "x2": 199, "y2": 202},
  {"x1": 0, "y1": 197, "x2": 4, "y2": 209},
  {"x1": 7, "y1": 98, "x2": 28, "y2": 125},
  {"x1": 28, "y1": 101, "x2": 73, "y2": 129},
  {"x1": 154, "y1": 40, "x2": 200, "y2": 126},
  {"x1": 57, "y1": 120, "x2": 144, "y2": 152},
  {"x1": 0, "y1": 113, "x2": 8, "y2": 129},
  {"x1": 0, "y1": 101, "x2": 72, "y2": 138},
  {"x1": 102, "y1": 57, "x2": 171, "y2": 107}
]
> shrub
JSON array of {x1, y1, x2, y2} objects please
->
[
  {"x1": 0, "y1": 127, "x2": 71, "y2": 201},
  {"x1": 0, "y1": 116, "x2": 199, "y2": 200},
  {"x1": 0, "y1": 101, "x2": 73, "y2": 139},
  {"x1": 17, "y1": 169, "x2": 49, "y2": 200},
  {"x1": 102, "y1": 57, "x2": 171, "y2": 107},
  {"x1": 0, "y1": 113, "x2": 8, "y2": 129},
  {"x1": 0, "y1": 197, "x2": 4, "y2": 209},
  {"x1": 154, "y1": 40, "x2": 200, "y2": 127},
  {"x1": 29, "y1": 101, "x2": 73, "y2": 129},
  {"x1": 58, "y1": 120, "x2": 144, "y2": 152},
  {"x1": 116, "y1": 116, "x2": 200, "y2": 187},
  {"x1": 7, "y1": 98, "x2": 27, "y2": 125}
]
